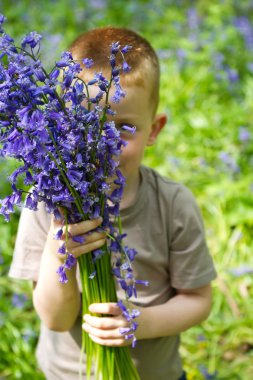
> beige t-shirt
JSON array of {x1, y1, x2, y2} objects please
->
[{"x1": 9, "y1": 165, "x2": 217, "y2": 380}]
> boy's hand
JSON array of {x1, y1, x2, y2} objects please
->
[
  {"x1": 52, "y1": 217, "x2": 106, "y2": 259},
  {"x1": 82, "y1": 303, "x2": 133, "y2": 347}
]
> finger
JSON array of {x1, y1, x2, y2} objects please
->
[
  {"x1": 83, "y1": 314, "x2": 127, "y2": 329},
  {"x1": 66, "y1": 231, "x2": 106, "y2": 250},
  {"x1": 62, "y1": 217, "x2": 103, "y2": 237},
  {"x1": 69, "y1": 238, "x2": 106, "y2": 257},
  {"x1": 88, "y1": 303, "x2": 121, "y2": 316},
  {"x1": 82, "y1": 323, "x2": 124, "y2": 340},
  {"x1": 87, "y1": 333, "x2": 131, "y2": 347}
]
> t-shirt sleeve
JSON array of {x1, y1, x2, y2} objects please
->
[
  {"x1": 169, "y1": 185, "x2": 217, "y2": 289},
  {"x1": 9, "y1": 202, "x2": 51, "y2": 282}
]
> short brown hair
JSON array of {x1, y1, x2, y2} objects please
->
[{"x1": 69, "y1": 26, "x2": 160, "y2": 114}]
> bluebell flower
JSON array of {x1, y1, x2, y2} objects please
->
[
  {"x1": 199, "y1": 365, "x2": 218, "y2": 379},
  {"x1": 12, "y1": 293, "x2": 28, "y2": 309},
  {"x1": 110, "y1": 54, "x2": 116, "y2": 68},
  {"x1": 111, "y1": 87, "x2": 126, "y2": 103},
  {"x1": 110, "y1": 186, "x2": 124, "y2": 203},
  {"x1": 65, "y1": 253, "x2": 77, "y2": 269},
  {"x1": 56, "y1": 51, "x2": 73, "y2": 68},
  {"x1": 21, "y1": 31, "x2": 42, "y2": 49},
  {"x1": 0, "y1": 14, "x2": 7, "y2": 26},
  {"x1": 121, "y1": 45, "x2": 132, "y2": 54},
  {"x1": 120, "y1": 124, "x2": 136, "y2": 134},
  {"x1": 238, "y1": 127, "x2": 250, "y2": 143},
  {"x1": 117, "y1": 300, "x2": 140, "y2": 348},
  {"x1": 234, "y1": 16, "x2": 253, "y2": 50},
  {"x1": 226, "y1": 67, "x2": 239, "y2": 83},
  {"x1": 229, "y1": 266, "x2": 253, "y2": 277},
  {"x1": 82, "y1": 57, "x2": 94, "y2": 68},
  {"x1": 58, "y1": 244, "x2": 66, "y2": 255},
  {"x1": 92, "y1": 248, "x2": 104, "y2": 263},
  {"x1": 72, "y1": 235, "x2": 85, "y2": 244},
  {"x1": 125, "y1": 247, "x2": 138, "y2": 262},
  {"x1": 122, "y1": 61, "x2": 131, "y2": 73},
  {"x1": 56, "y1": 265, "x2": 68, "y2": 284},
  {"x1": 55, "y1": 228, "x2": 63, "y2": 240},
  {"x1": 111, "y1": 41, "x2": 120, "y2": 54},
  {"x1": 187, "y1": 7, "x2": 201, "y2": 30},
  {"x1": 219, "y1": 151, "x2": 240, "y2": 173}
]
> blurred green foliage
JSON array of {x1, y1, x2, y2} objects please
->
[{"x1": 0, "y1": 0, "x2": 252, "y2": 379}]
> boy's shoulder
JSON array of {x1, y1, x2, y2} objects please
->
[{"x1": 140, "y1": 165, "x2": 195, "y2": 202}]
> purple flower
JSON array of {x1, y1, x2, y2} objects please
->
[
  {"x1": 21, "y1": 31, "x2": 42, "y2": 49},
  {"x1": 199, "y1": 365, "x2": 218, "y2": 379},
  {"x1": 125, "y1": 247, "x2": 138, "y2": 262},
  {"x1": 234, "y1": 16, "x2": 253, "y2": 50},
  {"x1": 110, "y1": 186, "x2": 124, "y2": 203},
  {"x1": 92, "y1": 249, "x2": 104, "y2": 263},
  {"x1": 72, "y1": 235, "x2": 85, "y2": 243},
  {"x1": 187, "y1": 7, "x2": 201, "y2": 30},
  {"x1": 117, "y1": 300, "x2": 140, "y2": 347},
  {"x1": 229, "y1": 266, "x2": 253, "y2": 277},
  {"x1": 120, "y1": 124, "x2": 136, "y2": 134},
  {"x1": 111, "y1": 87, "x2": 126, "y2": 103},
  {"x1": 12, "y1": 293, "x2": 28, "y2": 309},
  {"x1": 0, "y1": 13, "x2": 7, "y2": 27},
  {"x1": 135, "y1": 279, "x2": 149, "y2": 287},
  {"x1": 121, "y1": 45, "x2": 132, "y2": 54},
  {"x1": 82, "y1": 58, "x2": 94, "y2": 68},
  {"x1": 238, "y1": 127, "x2": 250, "y2": 143},
  {"x1": 226, "y1": 67, "x2": 239, "y2": 83},
  {"x1": 122, "y1": 61, "x2": 131, "y2": 73},
  {"x1": 111, "y1": 41, "x2": 120, "y2": 54},
  {"x1": 219, "y1": 151, "x2": 240, "y2": 173},
  {"x1": 56, "y1": 51, "x2": 73, "y2": 68},
  {"x1": 58, "y1": 244, "x2": 66, "y2": 255},
  {"x1": 56, "y1": 265, "x2": 68, "y2": 283},
  {"x1": 54, "y1": 228, "x2": 63, "y2": 240},
  {"x1": 65, "y1": 253, "x2": 77, "y2": 269},
  {"x1": 247, "y1": 62, "x2": 253, "y2": 72}
]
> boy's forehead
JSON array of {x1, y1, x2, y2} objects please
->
[
  {"x1": 81, "y1": 82, "x2": 153, "y2": 122},
  {"x1": 79, "y1": 71, "x2": 151, "y2": 100}
]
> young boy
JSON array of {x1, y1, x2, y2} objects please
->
[{"x1": 9, "y1": 27, "x2": 217, "y2": 380}]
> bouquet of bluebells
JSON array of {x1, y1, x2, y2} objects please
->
[{"x1": 0, "y1": 15, "x2": 145, "y2": 380}]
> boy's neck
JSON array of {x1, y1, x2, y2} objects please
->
[{"x1": 120, "y1": 169, "x2": 141, "y2": 210}]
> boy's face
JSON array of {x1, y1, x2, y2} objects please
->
[{"x1": 111, "y1": 84, "x2": 166, "y2": 186}]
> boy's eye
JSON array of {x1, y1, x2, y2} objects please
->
[{"x1": 117, "y1": 124, "x2": 136, "y2": 135}]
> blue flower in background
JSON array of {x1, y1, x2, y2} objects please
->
[
  {"x1": 225, "y1": 67, "x2": 239, "y2": 83},
  {"x1": 199, "y1": 365, "x2": 218, "y2": 380},
  {"x1": 187, "y1": 7, "x2": 201, "y2": 30},
  {"x1": 229, "y1": 265, "x2": 253, "y2": 277},
  {"x1": 219, "y1": 151, "x2": 240, "y2": 173},
  {"x1": 22, "y1": 327, "x2": 38, "y2": 342},
  {"x1": 234, "y1": 16, "x2": 253, "y2": 50},
  {"x1": 11, "y1": 293, "x2": 28, "y2": 309},
  {"x1": 238, "y1": 126, "x2": 250, "y2": 143}
]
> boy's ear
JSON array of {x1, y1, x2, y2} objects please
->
[{"x1": 147, "y1": 113, "x2": 167, "y2": 146}]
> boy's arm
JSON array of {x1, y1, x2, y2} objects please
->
[
  {"x1": 136, "y1": 283, "x2": 212, "y2": 339},
  {"x1": 33, "y1": 217, "x2": 106, "y2": 332},
  {"x1": 82, "y1": 283, "x2": 212, "y2": 346}
]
